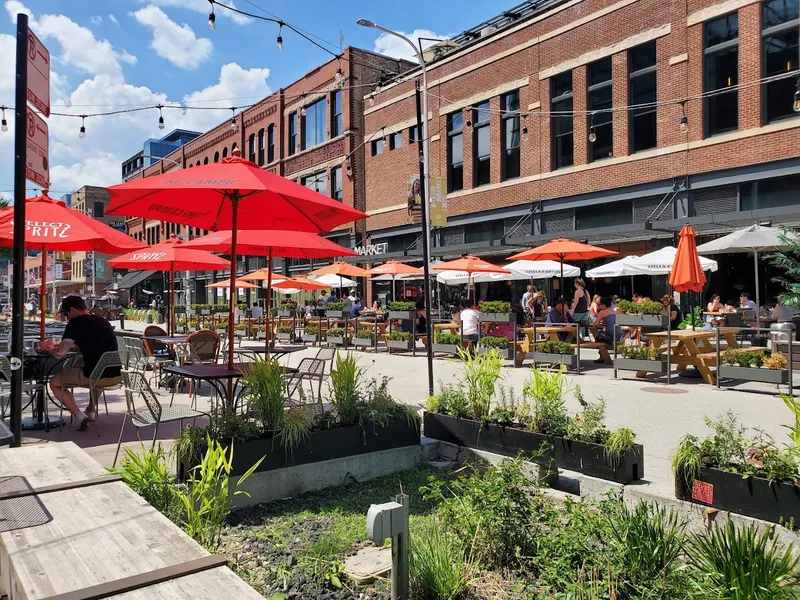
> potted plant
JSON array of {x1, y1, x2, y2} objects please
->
[
  {"x1": 326, "y1": 327, "x2": 348, "y2": 346},
  {"x1": 387, "y1": 330, "x2": 414, "y2": 352},
  {"x1": 423, "y1": 363, "x2": 643, "y2": 484},
  {"x1": 672, "y1": 409, "x2": 800, "y2": 525},
  {"x1": 615, "y1": 343, "x2": 667, "y2": 373},
  {"x1": 717, "y1": 349, "x2": 790, "y2": 385},
  {"x1": 531, "y1": 340, "x2": 576, "y2": 368},
  {"x1": 387, "y1": 300, "x2": 417, "y2": 320},
  {"x1": 278, "y1": 301, "x2": 297, "y2": 318},
  {"x1": 212, "y1": 304, "x2": 229, "y2": 315},
  {"x1": 175, "y1": 354, "x2": 421, "y2": 481},
  {"x1": 478, "y1": 335, "x2": 512, "y2": 359},
  {"x1": 197, "y1": 304, "x2": 211, "y2": 316},
  {"x1": 354, "y1": 328, "x2": 377, "y2": 348},
  {"x1": 326, "y1": 301, "x2": 346, "y2": 319},
  {"x1": 276, "y1": 325, "x2": 294, "y2": 341},
  {"x1": 174, "y1": 305, "x2": 186, "y2": 314},
  {"x1": 432, "y1": 331, "x2": 461, "y2": 354},
  {"x1": 302, "y1": 325, "x2": 320, "y2": 343},
  {"x1": 614, "y1": 299, "x2": 668, "y2": 327},
  {"x1": 479, "y1": 300, "x2": 514, "y2": 323},
  {"x1": 255, "y1": 325, "x2": 266, "y2": 340}
]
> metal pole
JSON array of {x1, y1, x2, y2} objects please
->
[
  {"x1": 715, "y1": 325, "x2": 721, "y2": 390},
  {"x1": 265, "y1": 248, "x2": 272, "y2": 350},
  {"x1": 9, "y1": 13, "x2": 28, "y2": 446},
  {"x1": 789, "y1": 324, "x2": 794, "y2": 398},
  {"x1": 92, "y1": 250, "x2": 96, "y2": 308},
  {"x1": 40, "y1": 247, "x2": 46, "y2": 341},
  {"x1": 227, "y1": 192, "x2": 239, "y2": 374},
  {"x1": 666, "y1": 311, "x2": 672, "y2": 385},
  {"x1": 754, "y1": 250, "x2": 761, "y2": 331},
  {"x1": 392, "y1": 493, "x2": 410, "y2": 600}
]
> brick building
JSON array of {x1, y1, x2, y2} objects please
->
[
  {"x1": 125, "y1": 47, "x2": 412, "y2": 305},
  {"x1": 69, "y1": 186, "x2": 118, "y2": 301},
  {"x1": 364, "y1": 0, "x2": 800, "y2": 301}
]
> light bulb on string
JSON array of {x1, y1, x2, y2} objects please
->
[
  {"x1": 157, "y1": 105, "x2": 165, "y2": 130},
  {"x1": 369, "y1": 94, "x2": 375, "y2": 107},
  {"x1": 79, "y1": 116, "x2": 86, "y2": 139},
  {"x1": 793, "y1": 79, "x2": 800, "y2": 113},
  {"x1": 1, "y1": 107, "x2": 7, "y2": 133},
  {"x1": 522, "y1": 126, "x2": 528, "y2": 141},
  {"x1": 300, "y1": 105, "x2": 307, "y2": 117},
  {"x1": 588, "y1": 128, "x2": 597, "y2": 143},
  {"x1": 277, "y1": 23, "x2": 283, "y2": 50},
  {"x1": 208, "y1": 2, "x2": 215, "y2": 30},
  {"x1": 230, "y1": 108, "x2": 238, "y2": 132},
  {"x1": 679, "y1": 101, "x2": 689, "y2": 133}
]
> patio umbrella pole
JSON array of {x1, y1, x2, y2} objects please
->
[
  {"x1": 754, "y1": 250, "x2": 761, "y2": 330},
  {"x1": 40, "y1": 246, "x2": 46, "y2": 341},
  {"x1": 265, "y1": 248, "x2": 273, "y2": 350},
  {"x1": 170, "y1": 267, "x2": 175, "y2": 336},
  {"x1": 227, "y1": 193, "x2": 239, "y2": 373}
]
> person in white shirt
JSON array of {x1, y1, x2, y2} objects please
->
[
  {"x1": 250, "y1": 302, "x2": 263, "y2": 320},
  {"x1": 771, "y1": 297, "x2": 796, "y2": 322},
  {"x1": 348, "y1": 289, "x2": 357, "y2": 303},
  {"x1": 739, "y1": 292, "x2": 757, "y2": 311},
  {"x1": 460, "y1": 298, "x2": 481, "y2": 342}
]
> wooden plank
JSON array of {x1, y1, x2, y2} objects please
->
[
  {"x1": 107, "y1": 567, "x2": 264, "y2": 600},
  {"x1": 0, "y1": 443, "x2": 105, "y2": 489}
]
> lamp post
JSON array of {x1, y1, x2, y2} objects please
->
[{"x1": 357, "y1": 19, "x2": 435, "y2": 397}]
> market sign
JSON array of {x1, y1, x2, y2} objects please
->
[{"x1": 354, "y1": 242, "x2": 388, "y2": 256}]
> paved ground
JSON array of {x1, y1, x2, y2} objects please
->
[{"x1": 19, "y1": 319, "x2": 797, "y2": 496}]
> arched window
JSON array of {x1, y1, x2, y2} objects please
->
[
  {"x1": 203, "y1": 157, "x2": 209, "y2": 165},
  {"x1": 222, "y1": 147, "x2": 228, "y2": 158},
  {"x1": 267, "y1": 124, "x2": 275, "y2": 163},
  {"x1": 248, "y1": 133, "x2": 256, "y2": 162},
  {"x1": 257, "y1": 129, "x2": 265, "y2": 165},
  {"x1": 231, "y1": 142, "x2": 238, "y2": 153},
  {"x1": 214, "y1": 151, "x2": 220, "y2": 162},
  {"x1": 196, "y1": 161, "x2": 200, "y2": 167}
]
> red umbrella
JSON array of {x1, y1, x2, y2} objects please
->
[
  {"x1": 106, "y1": 153, "x2": 366, "y2": 370},
  {"x1": 669, "y1": 226, "x2": 707, "y2": 293},
  {"x1": 0, "y1": 193, "x2": 145, "y2": 339},
  {"x1": 108, "y1": 236, "x2": 230, "y2": 334},
  {"x1": 183, "y1": 229, "x2": 357, "y2": 348}
]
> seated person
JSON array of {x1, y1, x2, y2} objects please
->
[
  {"x1": 771, "y1": 297, "x2": 796, "y2": 322},
  {"x1": 589, "y1": 294, "x2": 602, "y2": 319},
  {"x1": 415, "y1": 301, "x2": 427, "y2": 333},
  {"x1": 594, "y1": 296, "x2": 620, "y2": 345},
  {"x1": 546, "y1": 297, "x2": 574, "y2": 326},
  {"x1": 739, "y1": 292, "x2": 757, "y2": 312},
  {"x1": 48, "y1": 295, "x2": 122, "y2": 431},
  {"x1": 349, "y1": 295, "x2": 363, "y2": 318},
  {"x1": 662, "y1": 294, "x2": 682, "y2": 330},
  {"x1": 460, "y1": 299, "x2": 481, "y2": 343}
]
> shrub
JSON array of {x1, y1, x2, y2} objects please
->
[
  {"x1": 110, "y1": 444, "x2": 181, "y2": 521},
  {"x1": 522, "y1": 368, "x2": 571, "y2": 435},
  {"x1": 389, "y1": 330, "x2": 412, "y2": 341},
  {"x1": 276, "y1": 325, "x2": 294, "y2": 334},
  {"x1": 240, "y1": 356, "x2": 285, "y2": 431},
  {"x1": 410, "y1": 521, "x2": 472, "y2": 600},
  {"x1": 480, "y1": 335, "x2": 510, "y2": 349},
  {"x1": 326, "y1": 301, "x2": 345, "y2": 311},
  {"x1": 426, "y1": 384, "x2": 470, "y2": 418},
  {"x1": 278, "y1": 301, "x2": 297, "y2": 310},
  {"x1": 765, "y1": 352, "x2": 788, "y2": 370},
  {"x1": 304, "y1": 325, "x2": 320, "y2": 335},
  {"x1": 479, "y1": 300, "x2": 511, "y2": 313},
  {"x1": 436, "y1": 332, "x2": 461, "y2": 345},
  {"x1": 457, "y1": 347, "x2": 504, "y2": 421},
  {"x1": 618, "y1": 344, "x2": 663, "y2": 360},
  {"x1": 277, "y1": 407, "x2": 313, "y2": 452},
  {"x1": 722, "y1": 348, "x2": 767, "y2": 368},
  {"x1": 535, "y1": 340, "x2": 574, "y2": 355},
  {"x1": 327, "y1": 327, "x2": 345, "y2": 337},
  {"x1": 566, "y1": 394, "x2": 610, "y2": 445},
  {"x1": 606, "y1": 427, "x2": 636, "y2": 459},
  {"x1": 615, "y1": 299, "x2": 663, "y2": 315},
  {"x1": 388, "y1": 300, "x2": 416, "y2": 311},
  {"x1": 355, "y1": 329, "x2": 376, "y2": 340},
  {"x1": 328, "y1": 353, "x2": 364, "y2": 426}
]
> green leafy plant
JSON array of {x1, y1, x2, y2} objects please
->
[
  {"x1": 614, "y1": 299, "x2": 663, "y2": 315},
  {"x1": 278, "y1": 301, "x2": 297, "y2": 310},
  {"x1": 605, "y1": 427, "x2": 636, "y2": 459},
  {"x1": 436, "y1": 332, "x2": 461, "y2": 345},
  {"x1": 355, "y1": 329, "x2": 376, "y2": 340},
  {"x1": 479, "y1": 300, "x2": 511, "y2": 313},
  {"x1": 326, "y1": 301, "x2": 345, "y2": 311},
  {"x1": 765, "y1": 352, "x2": 788, "y2": 370},
  {"x1": 326, "y1": 327, "x2": 345, "y2": 337},
  {"x1": 410, "y1": 520, "x2": 473, "y2": 600},
  {"x1": 457, "y1": 347, "x2": 504, "y2": 421},
  {"x1": 389, "y1": 330, "x2": 412, "y2": 341},
  {"x1": 566, "y1": 394, "x2": 610, "y2": 445},
  {"x1": 110, "y1": 444, "x2": 181, "y2": 521},
  {"x1": 276, "y1": 325, "x2": 294, "y2": 334},
  {"x1": 277, "y1": 407, "x2": 313, "y2": 452},
  {"x1": 535, "y1": 340, "x2": 575, "y2": 355},
  {"x1": 303, "y1": 325, "x2": 320, "y2": 335},
  {"x1": 426, "y1": 384, "x2": 470, "y2": 418},
  {"x1": 388, "y1": 300, "x2": 416, "y2": 311},
  {"x1": 522, "y1": 367, "x2": 571, "y2": 435},
  {"x1": 722, "y1": 348, "x2": 767, "y2": 368},
  {"x1": 328, "y1": 352, "x2": 364, "y2": 426},
  {"x1": 172, "y1": 424, "x2": 207, "y2": 467},
  {"x1": 479, "y1": 335, "x2": 510, "y2": 349},
  {"x1": 769, "y1": 228, "x2": 800, "y2": 309},
  {"x1": 240, "y1": 356, "x2": 286, "y2": 431},
  {"x1": 686, "y1": 520, "x2": 800, "y2": 599},
  {"x1": 618, "y1": 344, "x2": 663, "y2": 360},
  {"x1": 677, "y1": 305, "x2": 703, "y2": 330}
]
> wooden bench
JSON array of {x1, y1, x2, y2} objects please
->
[
  {"x1": 574, "y1": 341, "x2": 612, "y2": 364},
  {"x1": 0, "y1": 442, "x2": 263, "y2": 600}
]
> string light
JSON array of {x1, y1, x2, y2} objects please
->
[
  {"x1": 277, "y1": 23, "x2": 283, "y2": 51},
  {"x1": 207, "y1": 1, "x2": 215, "y2": 30},
  {"x1": 794, "y1": 79, "x2": 800, "y2": 113},
  {"x1": 335, "y1": 60, "x2": 343, "y2": 83},
  {"x1": 368, "y1": 93, "x2": 375, "y2": 107},
  {"x1": 79, "y1": 115, "x2": 86, "y2": 139},
  {"x1": 522, "y1": 126, "x2": 528, "y2": 141},
  {"x1": 679, "y1": 101, "x2": 688, "y2": 133},
  {"x1": 588, "y1": 112, "x2": 597, "y2": 143},
  {"x1": 230, "y1": 108, "x2": 238, "y2": 132},
  {"x1": 157, "y1": 104, "x2": 165, "y2": 130},
  {"x1": 1, "y1": 107, "x2": 7, "y2": 133},
  {"x1": 300, "y1": 94, "x2": 307, "y2": 116}
]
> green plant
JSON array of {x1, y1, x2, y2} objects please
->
[
  {"x1": 176, "y1": 437, "x2": 264, "y2": 551},
  {"x1": 277, "y1": 407, "x2": 313, "y2": 452},
  {"x1": 686, "y1": 520, "x2": 800, "y2": 599},
  {"x1": 770, "y1": 228, "x2": 800, "y2": 309},
  {"x1": 426, "y1": 384, "x2": 470, "y2": 418},
  {"x1": 110, "y1": 444, "x2": 180, "y2": 521},
  {"x1": 523, "y1": 367, "x2": 571, "y2": 435},
  {"x1": 677, "y1": 306, "x2": 703, "y2": 330},
  {"x1": 457, "y1": 347, "x2": 504, "y2": 421},
  {"x1": 436, "y1": 332, "x2": 461, "y2": 345},
  {"x1": 618, "y1": 344, "x2": 663, "y2": 360},
  {"x1": 566, "y1": 395, "x2": 610, "y2": 445},
  {"x1": 240, "y1": 356, "x2": 285, "y2": 431},
  {"x1": 614, "y1": 299, "x2": 663, "y2": 315},
  {"x1": 173, "y1": 424, "x2": 207, "y2": 467},
  {"x1": 278, "y1": 301, "x2": 297, "y2": 310},
  {"x1": 328, "y1": 352, "x2": 364, "y2": 426},
  {"x1": 276, "y1": 325, "x2": 294, "y2": 334},
  {"x1": 326, "y1": 301, "x2": 345, "y2": 311},
  {"x1": 606, "y1": 427, "x2": 636, "y2": 459},
  {"x1": 765, "y1": 352, "x2": 789, "y2": 370},
  {"x1": 389, "y1": 330, "x2": 412, "y2": 341},
  {"x1": 304, "y1": 325, "x2": 320, "y2": 335},
  {"x1": 479, "y1": 335, "x2": 510, "y2": 349},
  {"x1": 355, "y1": 329, "x2": 376, "y2": 340},
  {"x1": 535, "y1": 340, "x2": 575, "y2": 355},
  {"x1": 479, "y1": 300, "x2": 511, "y2": 313},
  {"x1": 388, "y1": 300, "x2": 416, "y2": 311},
  {"x1": 207, "y1": 404, "x2": 261, "y2": 444},
  {"x1": 723, "y1": 348, "x2": 767, "y2": 368},
  {"x1": 410, "y1": 520, "x2": 472, "y2": 600},
  {"x1": 326, "y1": 327, "x2": 345, "y2": 337}
]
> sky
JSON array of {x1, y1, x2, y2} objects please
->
[{"x1": 0, "y1": 0, "x2": 501, "y2": 200}]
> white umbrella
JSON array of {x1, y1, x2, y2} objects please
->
[
  {"x1": 309, "y1": 273, "x2": 357, "y2": 288},
  {"x1": 505, "y1": 259, "x2": 580, "y2": 278},
  {"x1": 628, "y1": 246, "x2": 718, "y2": 275},
  {"x1": 696, "y1": 224, "x2": 800, "y2": 329},
  {"x1": 585, "y1": 256, "x2": 641, "y2": 278}
]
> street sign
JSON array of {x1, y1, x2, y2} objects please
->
[
  {"x1": 25, "y1": 110, "x2": 49, "y2": 187},
  {"x1": 26, "y1": 30, "x2": 49, "y2": 116}
]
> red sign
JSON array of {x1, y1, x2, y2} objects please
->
[
  {"x1": 27, "y1": 30, "x2": 50, "y2": 117},
  {"x1": 691, "y1": 479, "x2": 714, "y2": 505},
  {"x1": 26, "y1": 111, "x2": 49, "y2": 188}
]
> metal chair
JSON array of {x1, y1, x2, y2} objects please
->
[
  {"x1": 0, "y1": 355, "x2": 43, "y2": 420},
  {"x1": 188, "y1": 329, "x2": 221, "y2": 364},
  {"x1": 142, "y1": 325, "x2": 172, "y2": 358},
  {"x1": 114, "y1": 370, "x2": 209, "y2": 467},
  {"x1": 285, "y1": 357, "x2": 326, "y2": 412},
  {"x1": 63, "y1": 350, "x2": 126, "y2": 437}
]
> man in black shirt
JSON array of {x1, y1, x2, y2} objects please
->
[{"x1": 49, "y1": 295, "x2": 122, "y2": 430}]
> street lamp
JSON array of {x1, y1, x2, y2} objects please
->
[{"x1": 357, "y1": 19, "x2": 435, "y2": 397}]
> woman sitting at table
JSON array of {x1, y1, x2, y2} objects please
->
[
  {"x1": 662, "y1": 294, "x2": 682, "y2": 330},
  {"x1": 589, "y1": 294, "x2": 602, "y2": 319},
  {"x1": 705, "y1": 294, "x2": 725, "y2": 328}
]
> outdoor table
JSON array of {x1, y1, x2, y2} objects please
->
[
  {"x1": 641, "y1": 329, "x2": 742, "y2": 384},
  {"x1": 234, "y1": 345, "x2": 306, "y2": 359},
  {"x1": 521, "y1": 325, "x2": 578, "y2": 345},
  {"x1": 10, "y1": 351, "x2": 75, "y2": 430},
  {"x1": 164, "y1": 363, "x2": 253, "y2": 409},
  {"x1": 433, "y1": 322, "x2": 460, "y2": 334},
  {"x1": 144, "y1": 334, "x2": 189, "y2": 345}
]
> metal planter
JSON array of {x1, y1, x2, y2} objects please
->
[
  {"x1": 479, "y1": 312, "x2": 515, "y2": 323},
  {"x1": 615, "y1": 314, "x2": 668, "y2": 327},
  {"x1": 432, "y1": 343, "x2": 460, "y2": 355},
  {"x1": 530, "y1": 352, "x2": 577, "y2": 367},
  {"x1": 478, "y1": 346, "x2": 513, "y2": 359},
  {"x1": 326, "y1": 310, "x2": 346, "y2": 318},
  {"x1": 388, "y1": 310, "x2": 417, "y2": 320},
  {"x1": 718, "y1": 364, "x2": 790, "y2": 384},
  {"x1": 388, "y1": 339, "x2": 414, "y2": 351},
  {"x1": 327, "y1": 336, "x2": 349, "y2": 346},
  {"x1": 354, "y1": 336, "x2": 376, "y2": 348},
  {"x1": 615, "y1": 358, "x2": 668, "y2": 373},
  {"x1": 278, "y1": 310, "x2": 295, "y2": 318},
  {"x1": 302, "y1": 333, "x2": 320, "y2": 343},
  {"x1": 256, "y1": 331, "x2": 266, "y2": 340},
  {"x1": 276, "y1": 332, "x2": 293, "y2": 341}
]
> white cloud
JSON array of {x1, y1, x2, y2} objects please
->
[
  {"x1": 0, "y1": 33, "x2": 15, "y2": 99},
  {"x1": 372, "y1": 28, "x2": 448, "y2": 61},
  {"x1": 4, "y1": 0, "x2": 31, "y2": 21},
  {"x1": 50, "y1": 153, "x2": 121, "y2": 190},
  {"x1": 144, "y1": 0, "x2": 250, "y2": 25},
  {"x1": 132, "y1": 5, "x2": 212, "y2": 70},
  {"x1": 108, "y1": 13, "x2": 119, "y2": 25},
  {"x1": 89, "y1": 15, "x2": 102, "y2": 24}
]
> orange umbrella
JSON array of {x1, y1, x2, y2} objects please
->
[
  {"x1": 508, "y1": 238, "x2": 617, "y2": 290},
  {"x1": 308, "y1": 261, "x2": 369, "y2": 277},
  {"x1": 364, "y1": 260, "x2": 423, "y2": 302},
  {"x1": 669, "y1": 226, "x2": 707, "y2": 293},
  {"x1": 239, "y1": 269, "x2": 289, "y2": 283},
  {"x1": 273, "y1": 276, "x2": 329, "y2": 291},
  {"x1": 430, "y1": 256, "x2": 510, "y2": 300},
  {"x1": 207, "y1": 280, "x2": 260, "y2": 289}
]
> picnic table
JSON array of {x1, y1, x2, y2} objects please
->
[{"x1": 642, "y1": 328, "x2": 743, "y2": 384}]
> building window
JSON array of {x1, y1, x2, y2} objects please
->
[
  {"x1": 447, "y1": 112, "x2": 463, "y2": 192},
  {"x1": 465, "y1": 221, "x2": 504, "y2": 244},
  {"x1": 331, "y1": 166, "x2": 343, "y2": 201},
  {"x1": 576, "y1": 201, "x2": 633, "y2": 229},
  {"x1": 302, "y1": 98, "x2": 327, "y2": 150},
  {"x1": 629, "y1": 41, "x2": 657, "y2": 153},
  {"x1": 93, "y1": 202, "x2": 104, "y2": 218},
  {"x1": 267, "y1": 124, "x2": 275, "y2": 163},
  {"x1": 301, "y1": 172, "x2": 327, "y2": 196},
  {"x1": 704, "y1": 13, "x2": 739, "y2": 136},
  {"x1": 214, "y1": 151, "x2": 219, "y2": 162},
  {"x1": 231, "y1": 142, "x2": 238, "y2": 153},
  {"x1": 409, "y1": 125, "x2": 420, "y2": 143},
  {"x1": 371, "y1": 138, "x2": 385, "y2": 156},
  {"x1": 588, "y1": 57, "x2": 613, "y2": 162},
  {"x1": 248, "y1": 133, "x2": 256, "y2": 162},
  {"x1": 551, "y1": 71, "x2": 574, "y2": 170},
  {"x1": 473, "y1": 101, "x2": 491, "y2": 187},
  {"x1": 288, "y1": 112, "x2": 298, "y2": 156},
  {"x1": 222, "y1": 147, "x2": 228, "y2": 158},
  {"x1": 203, "y1": 157, "x2": 208, "y2": 164},
  {"x1": 390, "y1": 132, "x2": 403, "y2": 150},
  {"x1": 763, "y1": 0, "x2": 800, "y2": 123},
  {"x1": 257, "y1": 129, "x2": 265, "y2": 165},
  {"x1": 332, "y1": 90, "x2": 342, "y2": 137},
  {"x1": 502, "y1": 91, "x2": 520, "y2": 180}
]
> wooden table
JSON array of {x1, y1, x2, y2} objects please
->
[
  {"x1": 521, "y1": 325, "x2": 584, "y2": 345},
  {"x1": 433, "y1": 322, "x2": 460, "y2": 335},
  {"x1": 642, "y1": 329, "x2": 742, "y2": 384}
]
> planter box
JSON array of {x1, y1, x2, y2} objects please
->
[
  {"x1": 718, "y1": 364, "x2": 790, "y2": 384},
  {"x1": 327, "y1": 336, "x2": 349, "y2": 346},
  {"x1": 174, "y1": 308, "x2": 186, "y2": 314},
  {"x1": 432, "y1": 343, "x2": 460, "y2": 354},
  {"x1": 177, "y1": 418, "x2": 421, "y2": 481},
  {"x1": 424, "y1": 413, "x2": 643, "y2": 484},
  {"x1": 530, "y1": 352, "x2": 577, "y2": 367},
  {"x1": 302, "y1": 334, "x2": 320, "y2": 343},
  {"x1": 478, "y1": 346, "x2": 513, "y2": 359},
  {"x1": 615, "y1": 314, "x2": 668, "y2": 328},
  {"x1": 479, "y1": 312, "x2": 515, "y2": 323},
  {"x1": 276, "y1": 332, "x2": 293, "y2": 341},
  {"x1": 615, "y1": 358, "x2": 668, "y2": 373},
  {"x1": 256, "y1": 331, "x2": 266, "y2": 340},
  {"x1": 354, "y1": 337, "x2": 376, "y2": 348},
  {"x1": 215, "y1": 329, "x2": 227, "y2": 336},
  {"x1": 234, "y1": 330, "x2": 247, "y2": 338},
  {"x1": 388, "y1": 339, "x2": 414, "y2": 351},
  {"x1": 212, "y1": 308, "x2": 229, "y2": 315},
  {"x1": 326, "y1": 310, "x2": 346, "y2": 319},
  {"x1": 278, "y1": 310, "x2": 295, "y2": 318},
  {"x1": 675, "y1": 466, "x2": 800, "y2": 525},
  {"x1": 200, "y1": 310, "x2": 211, "y2": 316},
  {"x1": 388, "y1": 310, "x2": 417, "y2": 320}
]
